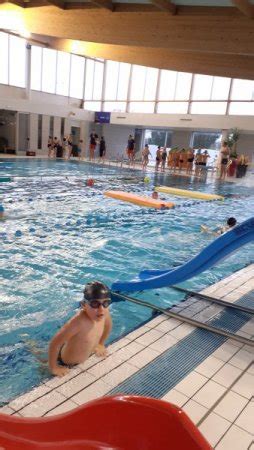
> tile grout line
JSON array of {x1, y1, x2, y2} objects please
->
[{"x1": 196, "y1": 361, "x2": 254, "y2": 428}]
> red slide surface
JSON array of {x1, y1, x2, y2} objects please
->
[{"x1": 0, "y1": 395, "x2": 212, "y2": 449}]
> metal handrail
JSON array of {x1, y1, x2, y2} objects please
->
[
  {"x1": 171, "y1": 285, "x2": 254, "y2": 315},
  {"x1": 112, "y1": 291, "x2": 254, "y2": 347}
]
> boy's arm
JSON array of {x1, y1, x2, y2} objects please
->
[
  {"x1": 94, "y1": 313, "x2": 112, "y2": 357},
  {"x1": 48, "y1": 318, "x2": 78, "y2": 377}
]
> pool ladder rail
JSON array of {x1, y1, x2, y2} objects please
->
[{"x1": 112, "y1": 287, "x2": 254, "y2": 348}]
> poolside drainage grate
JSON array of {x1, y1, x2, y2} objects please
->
[{"x1": 109, "y1": 290, "x2": 253, "y2": 398}]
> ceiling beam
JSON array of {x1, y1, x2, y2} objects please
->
[
  {"x1": 150, "y1": 0, "x2": 176, "y2": 14},
  {"x1": 49, "y1": 37, "x2": 254, "y2": 80},
  {"x1": 231, "y1": 0, "x2": 254, "y2": 18},
  {"x1": 3, "y1": 0, "x2": 24, "y2": 6},
  {"x1": 45, "y1": 0, "x2": 65, "y2": 8},
  {"x1": 2, "y1": 4, "x2": 254, "y2": 56},
  {"x1": 89, "y1": 0, "x2": 114, "y2": 11}
]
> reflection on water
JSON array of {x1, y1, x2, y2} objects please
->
[{"x1": 0, "y1": 159, "x2": 253, "y2": 403}]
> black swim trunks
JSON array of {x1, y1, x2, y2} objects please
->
[{"x1": 57, "y1": 347, "x2": 78, "y2": 368}]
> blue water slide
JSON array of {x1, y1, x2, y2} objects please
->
[{"x1": 111, "y1": 217, "x2": 254, "y2": 293}]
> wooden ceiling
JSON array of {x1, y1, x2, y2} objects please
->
[{"x1": 1, "y1": 0, "x2": 254, "y2": 79}]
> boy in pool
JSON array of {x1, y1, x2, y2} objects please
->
[
  {"x1": 201, "y1": 217, "x2": 237, "y2": 236},
  {"x1": 48, "y1": 281, "x2": 112, "y2": 377}
]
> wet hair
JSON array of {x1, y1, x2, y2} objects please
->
[
  {"x1": 227, "y1": 217, "x2": 237, "y2": 227},
  {"x1": 83, "y1": 281, "x2": 110, "y2": 302},
  {"x1": 145, "y1": 144, "x2": 148, "y2": 147}
]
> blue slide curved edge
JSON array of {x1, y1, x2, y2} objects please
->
[{"x1": 111, "y1": 217, "x2": 254, "y2": 293}]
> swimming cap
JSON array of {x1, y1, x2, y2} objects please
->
[{"x1": 83, "y1": 281, "x2": 110, "y2": 301}]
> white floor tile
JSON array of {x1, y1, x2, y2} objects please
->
[
  {"x1": 169, "y1": 323, "x2": 195, "y2": 340},
  {"x1": 45, "y1": 399, "x2": 78, "y2": 416},
  {"x1": 72, "y1": 380, "x2": 111, "y2": 405},
  {"x1": 195, "y1": 356, "x2": 225, "y2": 378},
  {"x1": 212, "y1": 342, "x2": 239, "y2": 362},
  {"x1": 149, "y1": 334, "x2": 177, "y2": 353},
  {"x1": 193, "y1": 380, "x2": 226, "y2": 409},
  {"x1": 235, "y1": 401, "x2": 254, "y2": 435},
  {"x1": 56, "y1": 372, "x2": 96, "y2": 397},
  {"x1": 101, "y1": 362, "x2": 139, "y2": 387},
  {"x1": 212, "y1": 363, "x2": 242, "y2": 388},
  {"x1": 87, "y1": 353, "x2": 126, "y2": 378},
  {"x1": 116, "y1": 341, "x2": 145, "y2": 360},
  {"x1": 182, "y1": 399, "x2": 208, "y2": 425},
  {"x1": 229, "y1": 349, "x2": 254, "y2": 371},
  {"x1": 154, "y1": 318, "x2": 181, "y2": 333},
  {"x1": 214, "y1": 391, "x2": 248, "y2": 423},
  {"x1": 19, "y1": 391, "x2": 67, "y2": 417},
  {"x1": 145, "y1": 315, "x2": 168, "y2": 328},
  {"x1": 125, "y1": 326, "x2": 151, "y2": 341},
  {"x1": 216, "y1": 424, "x2": 253, "y2": 450},
  {"x1": 0, "y1": 406, "x2": 15, "y2": 415},
  {"x1": 45, "y1": 367, "x2": 82, "y2": 389},
  {"x1": 232, "y1": 372, "x2": 254, "y2": 399},
  {"x1": 162, "y1": 389, "x2": 189, "y2": 407},
  {"x1": 199, "y1": 412, "x2": 231, "y2": 447},
  {"x1": 174, "y1": 371, "x2": 208, "y2": 398},
  {"x1": 135, "y1": 328, "x2": 163, "y2": 346},
  {"x1": 128, "y1": 347, "x2": 159, "y2": 368},
  {"x1": 107, "y1": 338, "x2": 131, "y2": 354},
  {"x1": 9, "y1": 384, "x2": 51, "y2": 411}
]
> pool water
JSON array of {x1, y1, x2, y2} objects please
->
[{"x1": 0, "y1": 158, "x2": 253, "y2": 404}]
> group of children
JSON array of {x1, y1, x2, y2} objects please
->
[{"x1": 48, "y1": 135, "x2": 74, "y2": 160}]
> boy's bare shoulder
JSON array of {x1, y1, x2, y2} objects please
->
[{"x1": 62, "y1": 310, "x2": 87, "y2": 331}]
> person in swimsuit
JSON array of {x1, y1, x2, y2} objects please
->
[
  {"x1": 219, "y1": 141, "x2": 230, "y2": 180},
  {"x1": 155, "y1": 147, "x2": 161, "y2": 171},
  {"x1": 126, "y1": 135, "x2": 135, "y2": 166},
  {"x1": 142, "y1": 144, "x2": 151, "y2": 170},
  {"x1": 89, "y1": 131, "x2": 99, "y2": 161},
  {"x1": 48, "y1": 281, "x2": 112, "y2": 377},
  {"x1": 201, "y1": 217, "x2": 237, "y2": 236},
  {"x1": 161, "y1": 147, "x2": 167, "y2": 172},
  {"x1": 186, "y1": 148, "x2": 195, "y2": 174}
]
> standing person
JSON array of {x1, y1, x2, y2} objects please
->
[
  {"x1": 142, "y1": 144, "x2": 151, "y2": 170},
  {"x1": 47, "y1": 136, "x2": 53, "y2": 158},
  {"x1": 179, "y1": 149, "x2": 185, "y2": 172},
  {"x1": 194, "y1": 149, "x2": 202, "y2": 176},
  {"x1": 200, "y1": 150, "x2": 210, "y2": 176},
  {"x1": 161, "y1": 147, "x2": 167, "y2": 172},
  {"x1": 48, "y1": 281, "x2": 112, "y2": 377},
  {"x1": 99, "y1": 136, "x2": 106, "y2": 161},
  {"x1": 63, "y1": 136, "x2": 69, "y2": 159},
  {"x1": 67, "y1": 135, "x2": 73, "y2": 160},
  {"x1": 126, "y1": 134, "x2": 135, "y2": 166},
  {"x1": 89, "y1": 130, "x2": 98, "y2": 161},
  {"x1": 52, "y1": 137, "x2": 59, "y2": 158},
  {"x1": 186, "y1": 148, "x2": 195, "y2": 175},
  {"x1": 62, "y1": 137, "x2": 69, "y2": 159},
  {"x1": 155, "y1": 146, "x2": 161, "y2": 171},
  {"x1": 219, "y1": 141, "x2": 230, "y2": 180}
]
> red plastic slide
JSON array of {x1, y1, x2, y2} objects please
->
[{"x1": 0, "y1": 395, "x2": 212, "y2": 449}]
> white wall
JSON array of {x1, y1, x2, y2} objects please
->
[
  {"x1": 101, "y1": 124, "x2": 135, "y2": 159},
  {"x1": 110, "y1": 111, "x2": 254, "y2": 134},
  {"x1": 41, "y1": 115, "x2": 50, "y2": 155}
]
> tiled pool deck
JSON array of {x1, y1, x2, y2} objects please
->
[{"x1": 1, "y1": 264, "x2": 253, "y2": 449}]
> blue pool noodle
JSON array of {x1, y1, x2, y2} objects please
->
[{"x1": 111, "y1": 217, "x2": 254, "y2": 293}]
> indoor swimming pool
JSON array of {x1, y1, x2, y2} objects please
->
[{"x1": 0, "y1": 158, "x2": 253, "y2": 404}]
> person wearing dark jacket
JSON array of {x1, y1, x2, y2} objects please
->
[{"x1": 99, "y1": 137, "x2": 106, "y2": 160}]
